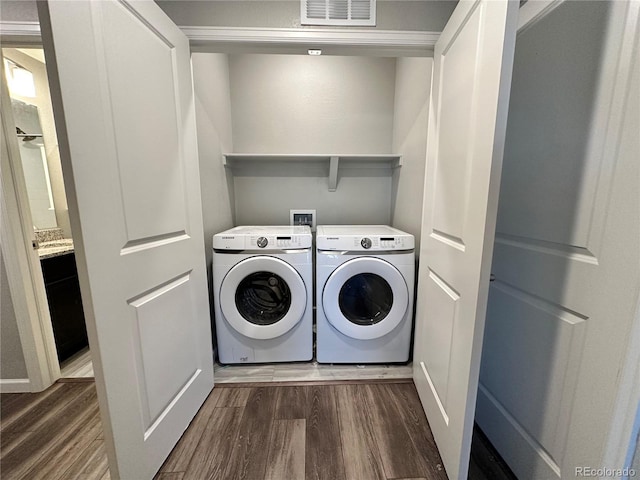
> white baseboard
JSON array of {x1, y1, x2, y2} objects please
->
[{"x1": 0, "y1": 378, "x2": 31, "y2": 393}]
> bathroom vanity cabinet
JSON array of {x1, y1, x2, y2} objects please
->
[{"x1": 41, "y1": 252, "x2": 88, "y2": 362}]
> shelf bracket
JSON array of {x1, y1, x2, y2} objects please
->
[{"x1": 328, "y1": 156, "x2": 339, "y2": 192}]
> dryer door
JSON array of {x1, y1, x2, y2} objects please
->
[
  {"x1": 322, "y1": 257, "x2": 409, "y2": 340},
  {"x1": 220, "y1": 256, "x2": 307, "y2": 340}
]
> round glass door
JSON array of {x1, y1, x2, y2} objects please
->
[
  {"x1": 235, "y1": 271, "x2": 292, "y2": 325},
  {"x1": 322, "y1": 257, "x2": 408, "y2": 340},
  {"x1": 338, "y1": 273, "x2": 393, "y2": 325},
  {"x1": 220, "y1": 256, "x2": 307, "y2": 340}
]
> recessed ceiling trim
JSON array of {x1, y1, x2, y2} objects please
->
[
  {"x1": 181, "y1": 26, "x2": 438, "y2": 49},
  {"x1": 0, "y1": 21, "x2": 439, "y2": 54},
  {"x1": 0, "y1": 21, "x2": 42, "y2": 43}
]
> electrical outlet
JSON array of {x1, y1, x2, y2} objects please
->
[{"x1": 290, "y1": 209, "x2": 316, "y2": 231}]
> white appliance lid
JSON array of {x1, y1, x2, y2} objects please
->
[
  {"x1": 316, "y1": 225, "x2": 414, "y2": 251},
  {"x1": 317, "y1": 225, "x2": 409, "y2": 236},
  {"x1": 213, "y1": 225, "x2": 312, "y2": 250},
  {"x1": 218, "y1": 225, "x2": 311, "y2": 236}
]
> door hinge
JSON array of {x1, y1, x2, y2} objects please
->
[{"x1": 32, "y1": 240, "x2": 39, "y2": 250}]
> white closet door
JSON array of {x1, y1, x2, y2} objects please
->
[
  {"x1": 38, "y1": 1, "x2": 214, "y2": 478},
  {"x1": 412, "y1": 1, "x2": 518, "y2": 479}
]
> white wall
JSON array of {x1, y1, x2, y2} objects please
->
[
  {"x1": 227, "y1": 54, "x2": 396, "y2": 226},
  {"x1": 0, "y1": 1, "x2": 38, "y2": 22},
  {"x1": 391, "y1": 57, "x2": 431, "y2": 254},
  {"x1": 191, "y1": 53, "x2": 235, "y2": 320},
  {"x1": 0, "y1": 0, "x2": 456, "y2": 31},
  {"x1": 229, "y1": 54, "x2": 395, "y2": 154},
  {"x1": 155, "y1": 0, "x2": 456, "y2": 31},
  {"x1": 0, "y1": 247, "x2": 28, "y2": 380},
  {"x1": 3, "y1": 48, "x2": 71, "y2": 237}
]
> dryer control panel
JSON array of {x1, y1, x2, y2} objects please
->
[{"x1": 316, "y1": 225, "x2": 415, "y2": 251}]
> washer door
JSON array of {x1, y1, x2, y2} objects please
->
[
  {"x1": 322, "y1": 257, "x2": 409, "y2": 340},
  {"x1": 220, "y1": 256, "x2": 307, "y2": 340}
]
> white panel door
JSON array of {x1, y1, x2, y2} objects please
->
[
  {"x1": 38, "y1": 1, "x2": 214, "y2": 478},
  {"x1": 477, "y1": 2, "x2": 640, "y2": 478},
  {"x1": 412, "y1": 1, "x2": 518, "y2": 478}
]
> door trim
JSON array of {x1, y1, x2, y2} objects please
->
[{"x1": 1, "y1": 60, "x2": 60, "y2": 392}]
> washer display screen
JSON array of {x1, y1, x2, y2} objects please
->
[
  {"x1": 235, "y1": 271, "x2": 291, "y2": 325},
  {"x1": 338, "y1": 273, "x2": 394, "y2": 325}
]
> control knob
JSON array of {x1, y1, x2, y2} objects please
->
[
  {"x1": 361, "y1": 237, "x2": 372, "y2": 249},
  {"x1": 257, "y1": 237, "x2": 268, "y2": 248}
]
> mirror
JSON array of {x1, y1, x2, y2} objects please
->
[{"x1": 10, "y1": 97, "x2": 58, "y2": 229}]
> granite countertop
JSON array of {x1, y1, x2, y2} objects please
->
[{"x1": 38, "y1": 239, "x2": 74, "y2": 259}]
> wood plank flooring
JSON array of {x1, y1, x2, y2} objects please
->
[
  {"x1": 60, "y1": 348, "x2": 94, "y2": 379},
  {"x1": 1, "y1": 380, "x2": 516, "y2": 480}
]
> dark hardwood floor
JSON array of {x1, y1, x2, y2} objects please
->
[{"x1": 0, "y1": 380, "x2": 515, "y2": 480}]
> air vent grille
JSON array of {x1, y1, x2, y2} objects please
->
[{"x1": 302, "y1": 0, "x2": 376, "y2": 26}]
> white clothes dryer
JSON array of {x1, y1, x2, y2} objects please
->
[
  {"x1": 316, "y1": 225, "x2": 415, "y2": 363},
  {"x1": 213, "y1": 226, "x2": 313, "y2": 364}
]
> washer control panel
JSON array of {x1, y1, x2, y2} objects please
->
[
  {"x1": 257, "y1": 237, "x2": 268, "y2": 248},
  {"x1": 213, "y1": 226, "x2": 312, "y2": 250},
  {"x1": 251, "y1": 235, "x2": 304, "y2": 249}
]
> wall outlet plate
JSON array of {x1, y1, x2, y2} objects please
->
[{"x1": 290, "y1": 209, "x2": 316, "y2": 231}]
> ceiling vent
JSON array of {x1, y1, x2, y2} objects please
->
[{"x1": 301, "y1": 0, "x2": 376, "y2": 26}]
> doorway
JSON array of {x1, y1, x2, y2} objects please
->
[{"x1": 2, "y1": 47, "x2": 93, "y2": 379}]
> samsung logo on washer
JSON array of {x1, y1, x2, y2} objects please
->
[
  {"x1": 220, "y1": 236, "x2": 235, "y2": 239},
  {"x1": 326, "y1": 237, "x2": 340, "y2": 240}
]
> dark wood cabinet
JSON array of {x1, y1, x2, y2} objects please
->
[{"x1": 41, "y1": 252, "x2": 88, "y2": 362}]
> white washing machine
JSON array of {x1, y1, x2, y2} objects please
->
[
  {"x1": 213, "y1": 226, "x2": 313, "y2": 364},
  {"x1": 316, "y1": 225, "x2": 415, "y2": 363}
]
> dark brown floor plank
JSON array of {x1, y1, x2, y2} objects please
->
[
  {"x1": 156, "y1": 473, "x2": 184, "y2": 480},
  {"x1": 335, "y1": 384, "x2": 386, "y2": 480},
  {"x1": 306, "y1": 385, "x2": 346, "y2": 480},
  {"x1": 3, "y1": 383, "x2": 92, "y2": 434},
  {"x1": 0, "y1": 386, "x2": 59, "y2": 420},
  {"x1": 0, "y1": 385, "x2": 98, "y2": 479},
  {"x1": 58, "y1": 439, "x2": 109, "y2": 480},
  {"x1": 364, "y1": 384, "x2": 429, "y2": 479},
  {"x1": 216, "y1": 387, "x2": 251, "y2": 407},
  {"x1": 181, "y1": 407, "x2": 244, "y2": 480},
  {"x1": 275, "y1": 385, "x2": 308, "y2": 419},
  {"x1": 160, "y1": 388, "x2": 223, "y2": 472},
  {"x1": 386, "y1": 383, "x2": 447, "y2": 479},
  {"x1": 0, "y1": 384, "x2": 65, "y2": 431},
  {"x1": 265, "y1": 419, "x2": 306, "y2": 480},
  {"x1": 22, "y1": 406, "x2": 102, "y2": 480},
  {"x1": 0, "y1": 430, "x2": 31, "y2": 460},
  {"x1": 223, "y1": 387, "x2": 279, "y2": 480}
]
